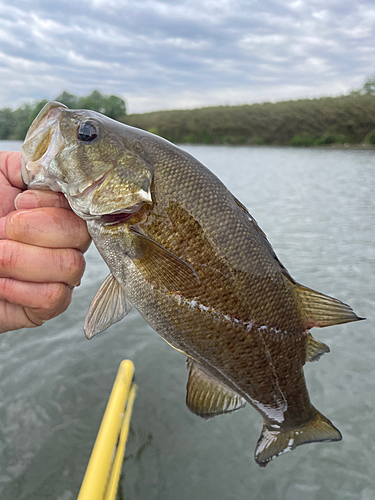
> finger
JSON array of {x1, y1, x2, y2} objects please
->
[
  {"x1": 0, "y1": 279, "x2": 73, "y2": 333},
  {"x1": 15, "y1": 190, "x2": 72, "y2": 210},
  {"x1": 0, "y1": 240, "x2": 85, "y2": 286},
  {"x1": 1, "y1": 207, "x2": 91, "y2": 253},
  {"x1": 0, "y1": 151, "x2": 23, "y2": 189}
]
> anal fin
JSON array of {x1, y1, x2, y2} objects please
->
[
  {"x1": 186, "y1": 359, "x2": 246, "y2": 419},
  {"x1": 84, "y1": 273, "x2": 132, "y2": 339},
  {"x1": 305, "y1": 333, "x2": 330, "y2": 362}
]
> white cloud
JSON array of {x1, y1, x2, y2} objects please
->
[
  {"x1": 64, "y1": 50, "x2": 120, "y2": 69},
  {"x1": 294, "y1": 57, "x2": 331, "y2": 74},
  {"x1": 0, "y1": 0, "x2": 374, "y2": 113},
  {"x1": 239, "y1": 34, "x2": 288, "y2": 49},
  {"x1": 312, "y1": 9, "x2": 330, "y2": 21}
]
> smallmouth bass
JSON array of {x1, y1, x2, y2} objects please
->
[{"x1": 21, "y1": 102, "x2": 363, "y2": 466}]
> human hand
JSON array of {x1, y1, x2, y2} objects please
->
[{"x1": 0, "y1": 151, "x2": 91, "y2": 334}]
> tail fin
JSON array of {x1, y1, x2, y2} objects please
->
[{"x1": 254, "y1": 408, "x2": 342, "y2": 467}]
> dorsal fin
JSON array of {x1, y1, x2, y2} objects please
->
[
  {"x1": 305, "y1": 333, "x2": 330, "y2": 362},
  {"x1": 295, "y1": 283, "x2": 364, "y2": 329},
  {"x1": 186, "y1": 359, "x2": 246, "y2": 419}
]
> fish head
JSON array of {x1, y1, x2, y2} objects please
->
[{"x1": 21, "y1": 101, "x2": 153, "y2": 220}]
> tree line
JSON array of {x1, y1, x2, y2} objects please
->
[
  {"x1": 120, "y1": 74, "x2": 375, "y2": 146},
  {"x1": 1, "y1": 75, "x2": 375, "y2": 145},
  {"x1": 122, "y1": 93, "x2": 375, "y2": 146},
  {"x1": 0, "y1": 90, "x2": 126, "y2": 140}
]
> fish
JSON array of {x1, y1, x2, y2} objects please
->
[{"x1": 21, "y1": 101, "x2": 363, "y2": 466}]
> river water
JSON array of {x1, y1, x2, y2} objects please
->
[{"x1": 0, "y1": 141, "x2": 374, "y2": 500}]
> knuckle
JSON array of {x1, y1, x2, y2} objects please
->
[
  {"x1": 44, "y1": 282, "x2": 67, "y2": 309},
  {"x1": 0, "y1": 240, "x2": 18, "y2": 272},
  {"x1": 71, "y1": 217, "x2": 91, "y2": 251},
  {"x1": 65, "y1": 249, "x2": 86, "y2": 283},
  {"x1": 4, "y1": 212, "x2": 25, "y2": 241},
  {"x1": 78, "y1": 231, "x2": 91, "y2": 252},
  {"x1": 0, "y1": 277, "x2": 16, "y2": 298},
  {"x1": 25, "y1": 312, "x2": 45, "y2": 328},
  {"x1": 35, "y1": 283, "x2": 72, "y2": 320}
]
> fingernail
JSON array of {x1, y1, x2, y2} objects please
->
[
  {"x1": 0, "y1": 217, "x2": 6, "y2": 239},
  {"x1": 15, "y1": 192, "x2": 37, "y2": 210}
]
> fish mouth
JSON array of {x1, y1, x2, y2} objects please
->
[
  {"x1": 100, "y1": 203, "x2": 145, "y2": 225},
  {"x1": 21, "y1": 101, "x2": 68, "y2": 190}
]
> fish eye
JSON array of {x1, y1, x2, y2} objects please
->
[{"x1": 77, "y1": 121, "x2": 98, "y2": 142}]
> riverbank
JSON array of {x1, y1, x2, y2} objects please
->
[
  {"x1": 121, "y1": 94, "x2": 375, "y2": 147},
  {"x1": 2, "y1": 92, "x2": 375, "y2": 148}
]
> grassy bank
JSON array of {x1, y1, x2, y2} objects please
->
[{"x1": 121, "y1": 94, "x2": 375, "y2": 146}]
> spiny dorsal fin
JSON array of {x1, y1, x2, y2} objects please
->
[
  {"x1": 295, "y1": 283, "x2": 363, "y2": 329},
  {"x1": 186, "y1": 359, "x2": 246, "y2": 419},
  {"x1": 130, "y1": 228, "x2": 200, "y2": 294},
  {"x1": 84, "y1": 273, "x2": 132, "y2": 339},
  {"x1": 255, "y1": 407, "x2": 342, "y2": 467},
  {"x1": 305, "y1": 333, "x2": 330, "y2": 362}
]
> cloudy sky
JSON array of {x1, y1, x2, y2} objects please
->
[{"x1": 0, "y1": 0, "x2": 374, "y2": 114}]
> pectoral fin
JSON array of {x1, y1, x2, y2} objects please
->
[
  {"x1": 295, "y1": 283, "x2": 364, "y2": 329},
  {"x1": 186, "y1": 359, "x2": 246, "y2": 419},
  {"x1": 130, "y1": 228, "x2": 200, "y2": 294},
  {"x1": 84, "y1": 273, "x2": 132, "y2": 339}
]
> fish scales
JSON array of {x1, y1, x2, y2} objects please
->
[
  {"x1": 21, "y1": 102, "x2": 363, "y2": 466},
  {"x1": 141, "y1": 138, "x2": 303, "y2": 330}
]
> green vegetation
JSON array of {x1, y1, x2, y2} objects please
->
[
  {"x1": 121, "y1": 94, "x2": 375, "y2": 147},
  {"x1": 56, "y1": 90, "x2": 126, "y2": 120},
  {"x1": 2, "y1": 75, "x2": 375, "y2": 146},
  {"x1": 0, "y1": 90, "x2": 126, "y2": 140},
  {"x1": 290, "y1": 132, "x2": 350, "y2": 147},
  {"x1": 364, "y1": 128, "x2": 375, "y2": 145},
  {"x1": 120, "y1": 75, "x2": 375, "y2": 146}
]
